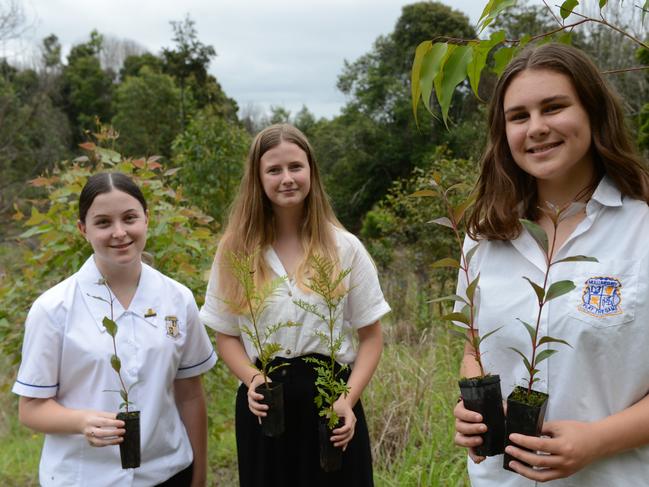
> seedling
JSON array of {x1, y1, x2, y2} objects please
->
[{"x1": 293, "y1": 255, "x2": 351, "y2": 430}]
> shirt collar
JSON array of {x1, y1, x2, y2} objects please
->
[
  {"x1": 590, "y1": 175, "x2": 623, "y2": 208},
  {"x1": 264, "y1": 246, "x2": 288, "y2": 277},
  {"x1": 77, "y1": 256, "x2": 161, "y2": 333}
]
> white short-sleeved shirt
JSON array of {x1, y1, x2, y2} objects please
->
[
  {"x1": 13, "y1": 256, "x2": 217, "y2": 487},
  {"x1": 457, "y1": 176, "x2": 649, "y2": 486},
  {"x1": 200, "y1": 228, "x2": 391, "y2": 364}
]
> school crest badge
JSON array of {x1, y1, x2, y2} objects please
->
[
  {"x1": 165, "y1": 315, "x2": 179, "y2": 338},
  {"x1": 578, "y1": 277, "x2": 622, "y2": 317}
]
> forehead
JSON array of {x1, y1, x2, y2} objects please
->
[
  {"x1": 504, "y1": 69, "x2": 577, "y2": 107},
  {"x1": 260, "y1": 141, "x2": 308, "y2": 167},
  {"x1": 87, "y1": 189, "x2": 144, "y2": 216}
]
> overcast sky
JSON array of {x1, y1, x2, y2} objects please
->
[{"x1": 12, "y1": 0, "x2": 487, "y2": 119}]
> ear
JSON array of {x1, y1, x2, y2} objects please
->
[
  {"x1": 77, "y1": 220, "x2": 87, "y2": 239},
  {"x1": 144, "y1": 209, "x2": 149, "y2": 226}
]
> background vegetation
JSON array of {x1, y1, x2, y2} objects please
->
[{"x1": 0, "y1": 0, "x2": 647, "y2": 485}]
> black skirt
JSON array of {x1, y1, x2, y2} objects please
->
[{"x1": 235, "y1": 354, "x2": 374, "y2": 487}]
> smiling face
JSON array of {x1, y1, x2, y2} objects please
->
[
  {"x1": 78, "y1": 189, "x2": 148, "y2": 274},
  {"x1": 504, "y1": 69, "x2": 594, "y2": 191},
  {"x1": 259, "y1": 140, "x2": 311, "y2": 213}
]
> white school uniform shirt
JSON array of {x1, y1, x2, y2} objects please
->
[
  {"x1": 200, "y1": 227, "x2": 391, "y2": 364},
  {"x1": 457, "y1": 176, "x2": 649, "y2": 486},
  {"x1": 12, "y1": 256, "x2": 217, "y2": 487}
]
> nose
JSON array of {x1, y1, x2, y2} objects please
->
[
  {"x1": 280, "y1": 168, "x2": 294, "y2": 185},
  {"x1": 112, "y1": 223, "x2": 127, "y2": 239},
  {"x1": 527, "y1": 112, "x2": 549, "y2": 138}
]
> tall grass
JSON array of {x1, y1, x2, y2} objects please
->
[{"x1": 0, "y1": 263, "x2": 469, "y2": 486}]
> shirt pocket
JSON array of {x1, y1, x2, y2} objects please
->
[{"x1": 568, "y1": 258, "x2": 637, "y2": 328}]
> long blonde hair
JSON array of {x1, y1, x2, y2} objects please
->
[{"x1": 213, "y1": 124, "x2": 343, "y2": 312}]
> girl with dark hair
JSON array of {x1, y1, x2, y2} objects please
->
[
  {"x1": 13, "y1": 172, "x2": 216, "y2": 486},
  {"x1": 453, "y1": 43, "x2": 649, "y2": 486},
  {"x1": 454, "y1": 44, "x2": 649, "y2": 487},
  {"x1": 200, "y1": 124, "x2": 390, "y2": 486}
]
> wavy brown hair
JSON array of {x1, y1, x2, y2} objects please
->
[
  {"x1": 212, "y1": 124, "x2": 343, "y2": 312},
  {"x1": 468, "y1": 43, "x2": 649, "y2": 241}
]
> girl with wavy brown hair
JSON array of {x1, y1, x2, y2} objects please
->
[
  {"x1": 200, "y1": 124, "x2": 390, "y2": 486},
  {"x1": 453, "y1": 43, "x2": 649, "y2": 486}
]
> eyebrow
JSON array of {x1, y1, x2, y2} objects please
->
[
  {"x1": 504, "y1": 95, "x2": 572, "y2": 114},
  {"x1": 90, "y1": 209, "x2": 140, "y2": 219}
]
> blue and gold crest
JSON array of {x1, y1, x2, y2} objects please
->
[
  {"x1": 578, "y1": 276, "x2": 622, "y2": 317},
  {"x1": 165, "y1": 315, "x2": 179, "y2": 338}
]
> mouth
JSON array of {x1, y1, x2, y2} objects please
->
[
  {"x1": 527, "y1": 141, "x2": 562, "y2": 154},
  {"x1": 110, "y1": 242, "x2": 133, "y2": 250}
]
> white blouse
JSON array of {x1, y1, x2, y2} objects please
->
[{"x1": 200, "y1": 228, "x2": 391, "y2": 364}]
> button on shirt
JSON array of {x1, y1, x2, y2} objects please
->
[
  {"x1": 200, "y1": 228, "x2": 391, "y2": 364},
  {"x1": 457, "y1": 176, "x2": 649, "y2": 486},
  {"x1": 13, "y1": 257, "x2": 217, "y2": 487}
]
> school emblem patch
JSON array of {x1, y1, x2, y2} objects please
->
[
  {"x1": 165, "y1": 315, "x2": 179, "y2": 338},
  {"x1": 578, "y1": 277, "x2": 622, "y2": 317}
]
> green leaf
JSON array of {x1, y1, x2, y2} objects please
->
[
  {"x1": 553, "y1": 255, "x2": 598, "y2": 265},
  {"x1": 466, "y1": 274, "x2": 480, "y2": 303},
  {"x1": 434, "y1": 45, "x2": 473, "y2": 128},
  {"x1": 520, "y1": 219, "x2": 548, "y2": 253},
  {"x1": 103, "y1": 317, "x2": 118, "y2": 337},
  {"x1": 535, "y1": 348, "x2": 558, "y2": 365},
  {"x1": 441, "y1": 312, "x2": 470, "y2": 325},
  {"x1": 465, "y1": 244, "x2": 479, "y2": 266},
  {"x1": 452, "y1": 192, "x2": 477, "y2": 224},
  {"x1": 508, "y1": 347, "x2": 532, "y2": 373},
  {"x1": 492, "y1": 46, "x2": 515, "y2": 77},
  {"x1": 431, "y1": 257, "x2": 460, "y2": 269},
  {"x1": 411, "y1": 41, "x2": 432, "y2": 125},
  {"x1": 477, "y1": 0, "x2": 517, "y2": 34},
  {"x1": 522, "y1": 277, "x2": 545, "y2": 303},
  {"x1": 560, "y1": 0, "x2": 579, "y2": 19},
  {"x1": 477, "y1": 325, "x2": 503, "y2": 347},
  {"x1": 545, "y1": 280, "x2": 576, "y2": 302},
  {"x1": 516, "y1": 318, "x2": 537, "y2": 344},
  {"x1": 538, "y1": 336, "x2": 572, "y2": 348},
  {"x1": 466, "y1": 32, "x2": 505, "y2": 98},
  {"x1": 643, "y1": 1, "x2": 649, "y2": 23},
  {"x1": 111, "y1": 354, "x2": 121, "y2": 373},
  {"x1": 120, "y1": 389, "x2": 128, "y2": 403},
  {"x1": 599, "y1": 0, "x2": 607, "y2": 7},
  {"x1": 419, "y1": 42, "x2": 448, "y2": 116},
  {"x1": 429, "y1": 217, "x2": 453, "y2": 228},
  {"x1": 428, "y1": 294, "x2": 469, "y2": 305}
]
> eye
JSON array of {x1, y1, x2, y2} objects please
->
[
  {"x1": 289, "y1": 163, "x2": 304, "y2": 171},
  {"x1": 507, "y1": 112, "x2": 528, "y2": 123},
  {"x1": 124, "y1": 214, "x2": 137, "y2": 223},
  {"x1": 95, "y1": 219, "x2": 110, "y2": 227},
  {"x1": 267, "y1": 167, "x2": 281, "y2": 174},
  {"x1": 544, "y1": 103, "x2": 564, "y2": 114}
]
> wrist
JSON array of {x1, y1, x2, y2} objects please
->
[{"x1": 248, "y1": 372, "x2": 261, "y2": 388}]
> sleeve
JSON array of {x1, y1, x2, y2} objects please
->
[
  {"x1": 177, "y1": 291, "x2": 218, "y2": 379},
  {"x1": 12, "y1": 297, "x2": 64, "y2": 398},
  {"x1": 344, "y1": 236, "x2": 391, "y2": 329},
  {"x1": 452, "y1": 235, "x2": 481, "y2": 329},
  {"x1": 198, "y1": 260, "x2": 242, "y2": 336}
]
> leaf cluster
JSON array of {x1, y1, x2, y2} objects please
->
[
  {"x1": 512, "y1": 204, "x2": 598, "y2": 393},
  {"x1": 411, "y1": 0, "x2": 649, "y2": 127},
  {"x1": 294, "y1": 255, "x2": 352, "y2": 429},
  {"x1": 227, "y1": 250, "x2": 300, "y2": 385}
]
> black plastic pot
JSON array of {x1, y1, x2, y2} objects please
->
[
  {"x1": 318, "y1": 417, "x2": 344, "y2": 472},
  {"x1": 503, "y1": 386, "x2": 549, "y2": 472},
  {"x1": 256, "y1": 382, "x2": 285, "y2": 437},
  {"x1": 116, "y1": 410, "x2": 141, "y2": 469},
  {"x1": 458, "y1": 375, "x2": 506, "y2": 457}
]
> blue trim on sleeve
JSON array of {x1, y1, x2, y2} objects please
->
[
  {"x1": 15, "y1": 379, "x2": 59, "y2": 389},
  {"x1": 178, "y1": 349, "x2": 216, "y2": 371}
]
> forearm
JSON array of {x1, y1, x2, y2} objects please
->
[
  {"x1": 591, "y1": 393, "x2": 649, "y2": 459},
  {"x1": 175, "y1": 376, "x2": 208, "y2": 487},
  {"x1": 19, "y1": 396, "x2": 86, "y2": 434},
  {"x1": 345, "y1": 321, "x2": 383, "y2": 406},
  {"x1": 215, "y1": 332, "x2": 258, "y2": 387}
]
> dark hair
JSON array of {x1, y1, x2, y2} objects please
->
[
  {"x1": 79, "y1": 172, "x2": 147, "y2": 223},
  {"x1": 468, "y1": 43, "x2": 649, "y2": 241}
]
